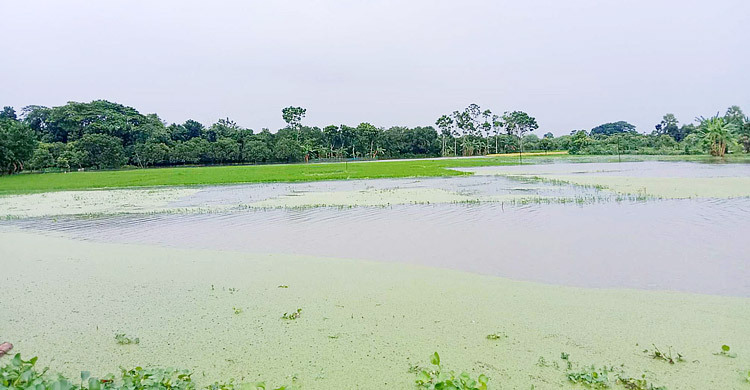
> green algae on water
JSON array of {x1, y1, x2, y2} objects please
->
[{"x1": 1, "y1": 230, "x2": 748, "y2": 389}]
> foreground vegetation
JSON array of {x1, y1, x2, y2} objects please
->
[
  {"x1": 5, "y1": 348, "x2": 749, "y2": 389},
  {"x1": 0, "y1": 354, "x2": 290, "y2": 390},
  {"x1": 1, "y1": 101, "x2": 748, "y2": 175}
]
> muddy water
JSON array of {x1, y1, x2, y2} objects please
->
[{"x1": 7, "y1": 161, "x2": 749, "y2": 297}]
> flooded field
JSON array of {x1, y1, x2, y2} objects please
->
[{"x1": 2, "y1": 160, "x2": 749, "y2": 389}]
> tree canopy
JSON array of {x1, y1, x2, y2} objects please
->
[
  {"x1": 0, "y1": 100, "x2": 747, "y2": 175},
  {"x1": 590, "y1": 121, "x2": 637, "y2": 136}
]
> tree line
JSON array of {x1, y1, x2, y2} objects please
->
[{"x1": 0, "y1": 101, "x2": 748, "y2": 174}]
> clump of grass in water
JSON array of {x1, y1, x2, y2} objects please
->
[
  {"x1": 232, "y1": 307, "x2": 243, "y2": 315},
  {"x1": 560, "y1": 352, "x2": 572, "y2": 370},
  {"x1": 536, "y1": 356, "x2": 558, "y2": 369},
  {"x1": 114, "y1": 333, "x2": 139, "y2": 345},
  {"x1": 485, "y1": 332, "x2": 506, "y2": 340},
  {"x1": 644, "y1": 345, "x2": 684, "y2": 364},
  {"x1": 414, "y1": 352, "x2": 488, "y2": 390},
  {"x1": 616, "y1": 374, "x2": 666, "y2": 390},
  {"x1": 0, "y1": 354, "x2": 291, "y2": 390},
  {"x1": 713, "y1": 344, "x2": 737, "y2": 358},
  {"x1": 281, "y1": 308, "x2": 302, "y2": 320}
]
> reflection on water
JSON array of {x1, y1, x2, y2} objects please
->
[{"x1": 5, "y1": 161, "x2": 750, "y2": 296}]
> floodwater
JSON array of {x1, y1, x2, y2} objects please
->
[
  {"x1": 3, "y1": 160, "x2": 750, "y2": 389},
  {"x1": 7, "y1": 161, "x2": 750, "y2": 296}
]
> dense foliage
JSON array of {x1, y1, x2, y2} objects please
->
[{"x1": 0, "y1": 101, "x2": 747, "y2": 175}]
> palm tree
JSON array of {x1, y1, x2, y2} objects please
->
[{"x1": 698, "y1": 115, "x2": 737, "y2": 157}]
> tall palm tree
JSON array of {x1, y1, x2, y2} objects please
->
[{"x1": 698, "y1": 115, "x2": 737, "y2": 157}]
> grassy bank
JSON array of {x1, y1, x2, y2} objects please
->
[
  {"x1": 1, "y1": 153, "x2": 748, "y2": 195},
  {"x1": 0, "y1": 157, "x2": 504, "y2": 195}
]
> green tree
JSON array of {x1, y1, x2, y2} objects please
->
[
  {"x1": 501, "y1": 111, "x2": 538, "y2": 161},
  {"x1": 56, "y1": 148, "x2": 85, "y2": 170},
  {"x1": 183, "y1": 119, "x2": 205, "y2": 140},
  {"x1": 282, "y1": 106, "x2": 306, "y2": 141},
  {"x1": 274, "y1": 138, "x2": 304, "y2": 162},
  {"x1": 698, "y1": 115, "x2": 737, "y2": 157},
  {"x1": 0, "y1": 106, "x2": 17, "y2": 120},
  {"x1": 539, "y1": 136, "x2": 553, "y2": 153},
  {"x1": 29, "y1": 144, "x2": 55, "y2": 170},
  {"x1": 212, "y1": 137, "x2": 241, "y2": 163},
  {"x1": 654, "y1": 113, "x2": 684, "y2": 140},
  {"x1": 243, "y1": 138, "x2": 271, "y2": 163},
  {"x1": 29, "y1": 100, "x2": 147, "y2": 145},
  {"x1": 170, "y1": 140, "x2": 201, "y2": 164},
  {"x1": 356, "y1": 122, "x2": 380, "y2": 157},
  {"x1": 568, "y1": 130, "x2": 591, "y2": 154},
  {"x1": 590, "y1": 121, "x2": 636, "y2": 136},
  {"x1": 132, "y1": 142, "x2": 170, "y2": 167},
  {"x1": 737, "y1": 122, "x2": 750, "y2": 153},
  {"x1": 723, "y1": 106, "x2": 749, "y2": 153},
  {"x1": 724, "y1": 105, "x2": 745, "y2": 127},
  {"x1": 323, "y1": 125, "x2": 340, "y2": 156},
  {"x1": 72, "y1": 133, "x2": 126, "y2": 169},
  {"x1": 435, "y1": 115, "x2": 454, "y2": 156},
  {"x1": 0, "y1": 119, "x2": 37, "y2": 174}
]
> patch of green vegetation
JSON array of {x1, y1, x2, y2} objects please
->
[
  {"x1": 0, "y1": 354, "x2": 290, "y2": 390},
  {"x1": 277, "y1": 285, "x2": 288, "y2": 289},
  {"x1": 114, "y1": 333, "x2": 140, "y2": 345},
  {"x1": 566, "y1": 366, "x2": 611, "y2": 389},
  {"x1": 414, "y1": 352, "x2": 488, "y2": 390},
  {"x1": 0, "y1": 157, "x2": 519, "y2": 195},
  {"x1": 713, "y1": 344, "x2": 737, "y2": 358},
  {"x1": 536, "y1": 356, "x2": 558, "y2": 369},
  {"x1": 643, "y1": 345, "x2": 684, "y2": 364},
  {"x1": 615, "y1": 374, "x2": 666, "y2": 390},
  {"x1": 559, "y1": 352, "x2": 573, "y2": 370},
  {"x1": 485, "y1": 332, "x2": 506, "y2": 340},
  {"x1": 232, "y1": 307, "x2": 243, "y2": 315},
  {"x1": 281, "y1": 308, "x2": 302, "y2": 320}
]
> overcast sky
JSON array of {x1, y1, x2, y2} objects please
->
[{"x1": 1, "y1": 0, "x2": 748, "y2": 135}]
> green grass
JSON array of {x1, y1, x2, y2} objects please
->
[
  {"x1": 0, "y1": 153, "x2": 748, "y2": 195},
  {"x1": 0, "y1": 157, "x2": 515, "y2": 195}
]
